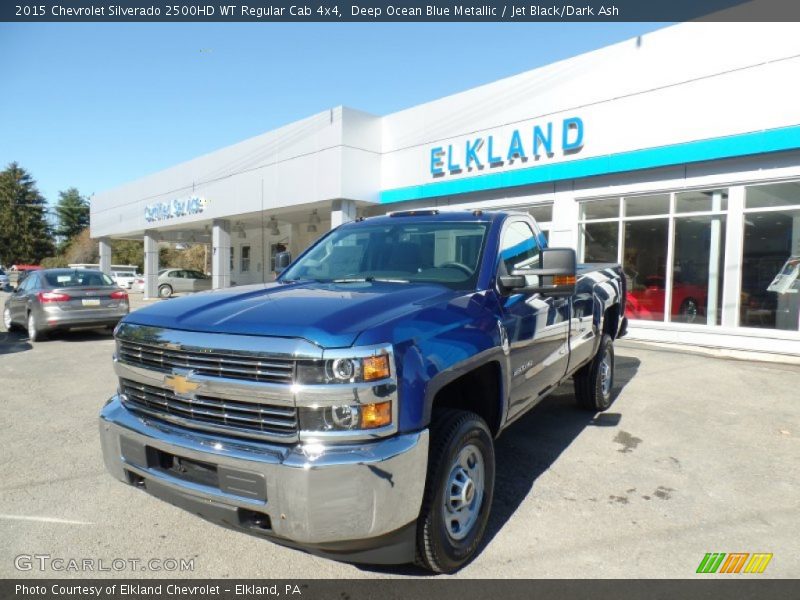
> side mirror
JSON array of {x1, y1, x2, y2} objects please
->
[
  {"x1": 274, "y1": 251, "x2": 292, "y2": 274},
  {"x1": 499, "y1": 247, "x2": 577, "y2": 298}
]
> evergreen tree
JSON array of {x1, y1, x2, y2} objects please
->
[
  {"x1": 55, "y1": 187, "x2": 90, "y2": 250},
  {"x1": 0, "y1": 163, "x2": 54, "y2": 266}
]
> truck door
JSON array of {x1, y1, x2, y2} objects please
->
[{"x1": 498, "y1": 219, "x2": 571, "y2": 421}]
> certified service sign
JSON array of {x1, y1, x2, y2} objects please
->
[{"x1": 145, "y1": 195, "x2": 208, "y2": 223}]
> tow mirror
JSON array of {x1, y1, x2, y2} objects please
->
[
  {"x1": 499, "y1": 247, "x2": 577, "y2": 298},
  {"x1": 274, "y1": 251, "x2": 292, "y2": 274}
]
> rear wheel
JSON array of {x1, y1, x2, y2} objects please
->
[
  {"x1": 27, "y1": 312, "x2": 45, "y2": 343},
  {"x1": 158, "y1": 284, "x2": 173, "y2": 299},
  {"x1": 574, "y1": 333, "x2": 615, "y2": 411},
  {"x1": 415, "y1": 409, "x2": 495, "y2": 573}
]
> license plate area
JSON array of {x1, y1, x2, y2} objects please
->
[
  {"x1": 82, "y1": 298, "x2": 101, "y2": 306},
  {"x1": 119, "y1": 436, "x2": 267, "y2": 501},
  {"x1": 147, "y1": 447, "x2": 219, "y2": 487}
]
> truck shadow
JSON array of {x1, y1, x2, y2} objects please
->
[
  {"x1": 357, "y1": 354, "x2": 641, "y2": 576},
  {"x1": 482, "y1": 354, "x2": 640, "y2": 553}
]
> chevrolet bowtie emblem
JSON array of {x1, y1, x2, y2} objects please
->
[{"x1": 164, "y1": 373, "x2": 200, "y2": 396}]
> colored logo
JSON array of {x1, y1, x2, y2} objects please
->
[
  {"x1": 164, "y1": 372, "x2": 200, "y2": 396},
  {"x1": 696, "y1": 553, "x2": 773, "y2": 574}
]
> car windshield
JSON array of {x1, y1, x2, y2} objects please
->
[
  {"x1": 43, "y1": 270, "x2": 115, "y2": 287},
  {"x1": 280, "y1": 221, "x2": 489, "y2": 290}
]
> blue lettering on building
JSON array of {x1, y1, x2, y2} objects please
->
[
  {"x1": 145, "y1": 195, "x2": 208, "y2": 223},
  {"x1": 465, "y1": 138, "x2": 483, "y2": 169},
  {"x1": 429, "y1": 116, "x2": 585, "y2": 176}
]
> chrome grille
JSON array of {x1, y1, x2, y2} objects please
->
[
  {"x1": 117, "y1": 339, "x2": 294, "y2": 384},
  {"x1": 120, "y1": 378, "x2": 298, "y2": 440}
]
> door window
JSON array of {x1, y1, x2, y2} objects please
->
[{"x1": 499, "y1": 221, "x2": 540, "y2": 273}]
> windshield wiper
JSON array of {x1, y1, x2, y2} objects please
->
[{"x1": 331, "y1": 277, "x2": 410, "y2": 284}]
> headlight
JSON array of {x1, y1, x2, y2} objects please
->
[
  {"x1": 296, "y1": 354, "x2": 391, "y2": 384},
  {"x1": 298, "y1": 401, "x2": 392, "y2": 433}
]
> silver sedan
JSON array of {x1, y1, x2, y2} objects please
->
[
  {"x1": 3, "y1": 269, "x2": 129, "y2": 342},
  {"x1": 157, "y1": 268, "x2": 212, "y2": 298}
]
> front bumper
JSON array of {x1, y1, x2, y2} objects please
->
[{"x1": 99, "y1": 397, "x2": 428, "y2": 563}]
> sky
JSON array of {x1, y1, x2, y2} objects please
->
[{"x1": 0, "y1": 22, "x2": 668, "y2": 209}]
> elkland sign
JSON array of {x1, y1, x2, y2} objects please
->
[{"x1": 429, "y1": 116, "x2": 585, "y2": 177}]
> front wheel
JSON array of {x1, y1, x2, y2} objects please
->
[
  {"x1": 416, "y1": 409, "x2": 495, "y2": 573},
  {"x1": 574, "y1": 333, "x2": 615, "y2": 411},
  {"x1": 3, "y1": 307, "x2": 16, "y2": 331}
]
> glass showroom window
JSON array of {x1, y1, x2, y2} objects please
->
[
  {"x1": 672, "y1": 191, "x2": 726, "y2": 325},
  {"x1": 240, "y1": 245, "x2": 251, "y2": 273},
  {"x1": 528, "y1": 203, "x2": 553, "y2": 243},
  {"x1": 580, "y1": 190, "x2": 727, "y2": 325},
  {"x1": 741, "y1": 182, "x2": 800, "y2": 331}
]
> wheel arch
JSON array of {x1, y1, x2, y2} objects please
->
[{"x1": 423, "y1": 353, "x2": 508, "y2": 437}]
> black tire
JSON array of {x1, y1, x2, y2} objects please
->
[
  {"x1": 415, "y1": 409, "x2": 495, "y2": 574},
  {"x1": 27, "y1": 311, "x2": 45, "y2": 343},
  {"x1": 158, "y1": 284, "x2": 173, "y2": 299},
  {"x1": 574, "y1": 333, "x2": 615, "y2": 411}
]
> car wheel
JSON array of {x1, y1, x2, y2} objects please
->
[
  {"x1": 27, "y1": 311, "x2": 45, "y2": 342},
  {"x1": 3, "y1": 307, "x2": 16, "y2": 331},
  {"x1": 415, "y1": 409, "x2": 495, "y2": 574},
  {"x1": 574, "y1": 333, "x2": 615, "y2": 411},
  {"x1": 158, "y1": 284, "x2": 173, "y2": 298},
  {"x1": 679, "y1": 298, "x2": 699, "y2": 324}
]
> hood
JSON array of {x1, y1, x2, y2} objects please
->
[{"x1": 124, "y1": 281, "x2": 457, "y2": 347}]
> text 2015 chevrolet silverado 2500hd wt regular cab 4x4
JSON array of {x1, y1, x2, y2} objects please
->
[{"x1": 99, "y1": 210, "x2": 627, "y2": 573}]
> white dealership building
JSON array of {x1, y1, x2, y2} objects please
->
[{"x1": 91, "y1": 22, "x2": 800, "y2": 356}]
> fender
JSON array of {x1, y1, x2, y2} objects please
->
[{"x1": 419, "y1": 345, "x2": 510, "y2": 435}]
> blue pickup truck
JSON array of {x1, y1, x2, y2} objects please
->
[{"x1": 99, "y1": 210, "x2": 626, "y2": 573}]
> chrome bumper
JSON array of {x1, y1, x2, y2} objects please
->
[{"x1": 99, "y1": 397, "x2": 428, "y2": 547}]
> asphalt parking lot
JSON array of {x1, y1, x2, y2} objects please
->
[{"x1": 1, "y1": 289, "x2": 798, "y2": 578}]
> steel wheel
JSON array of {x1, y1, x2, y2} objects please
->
[
  {"x1": 442, "y1": 444, "x2": 485, "y2": 541},
  {"x1": 416, "y1": 409, "x2": 495, "y2": 573},
  {"x1": 575, "y1": 333, "x2": 615, "y2": 412},
  {"x1": 599, "y1": 348, "x2": 613, "y2": 399}
]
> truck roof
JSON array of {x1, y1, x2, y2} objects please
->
[{"x1": 354, "y1": 209, "x2": 514, "y2": 226}]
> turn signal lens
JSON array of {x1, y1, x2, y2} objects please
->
[
  {"x1": 360, "y1": 402, "x2": 392, "y2": 429},
  {"x1": 362, "y1": 355, "x2": 390, "y2": 381},
  {"x1": 553, "y1": 275, "x2": 576, "y2": 286}
]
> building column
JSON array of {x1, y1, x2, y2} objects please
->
[
  {"x1": 331, "y1": 199, "x2": 357, "y2": 229},
  {"x1": 212, "y1": 219, "x2": 231, "y2": 290},
  {"x1": 143, "y1": 231, "x2": 159, "y2": 300},
  {"x1": 705, "y1": 191, "x2": 724, "y2": 326},
  {"x1": 548, "y1": 187, "x2": 579, "y2": 249},
  {"x1": 98, "y1": 238, "x2": 112, "y2": 275},
  {"x1": 721, "y1": 187, "x2": 745, "y2": 328}
]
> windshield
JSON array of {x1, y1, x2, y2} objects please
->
[{"x1": 280, "y1": 221, "x2": 489, "y2": 290}]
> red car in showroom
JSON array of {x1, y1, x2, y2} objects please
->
[{"x1": 626, "y1": 275, "x2": 706, "y2": 322}]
